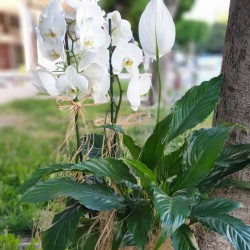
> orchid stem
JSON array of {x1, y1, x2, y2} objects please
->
[
  {"x1": 108, "y1": 19, "x2": 115, "y2": 126},
  {"x1": 114, "y1": 75, "x2": 123, "y2": 124},
  {"x1": 74, "y1": 97, "x2": 83, "y2": 163},
  {"x1": 65, "y1": 33, "x2": 82, "y2": 163},
  {"x1": 156, "y1": 41, "x2": 162, "y2": 123}
]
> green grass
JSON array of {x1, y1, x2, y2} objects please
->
[
  {"x1": 0, "y1": 97, "x2": 156, "y2": 235},
  {"x1": 0, "y1": 96, "x2": 212, "y2": 235}
]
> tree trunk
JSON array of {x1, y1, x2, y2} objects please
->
[
  {"x1": 149, "y1": 0, "x2": 179, "y2": 106},
  {"x1": 195, "y1": 0, "x2": 250, "y2": 249}
]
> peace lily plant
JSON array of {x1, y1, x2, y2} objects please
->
[{"x1": 19, "y1": 0, "x2": 250, "y2": 249}]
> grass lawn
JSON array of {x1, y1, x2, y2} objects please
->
[{"x1": 0, "y1": 94, "x2": 212, "y2": 236}]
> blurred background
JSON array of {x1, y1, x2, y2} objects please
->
[
  {"x1": 0, "y1": 0, "x2": 230, "y2": 245},
  {"x1": 0, "y1": 0, "x2": 230, "y2": 103}
]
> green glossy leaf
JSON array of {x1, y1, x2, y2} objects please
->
[
  {"x1": 217, "y1": 144, "x2": 250, "y2": 167},
  {"x1": 171, "y1": 224, "x2": 199, "y2": 250},
  {"x1": 18, "y1": 158, "x2": 136, "y2": 195},
  {"x1": 172, "y1": 127, "x2": 231, "y2": 192},
  {"x1": 123, "y1": 134, "x2": 141, "y2": 160},
  {"x1": 198, "y1": 215, "x2": 250, "y2": 250},
  {"x1": 216, "y1": 179, "x2": 250, "y2": 190},
  {"x1": 74, "y1": 158, "x2": 137, "y2": 185},
  {"x1": 42, "y1": 204, "x2": 85, "y2": 250},
  {"x1": 70, "y1": 221, "x2": 99, "y2": 250},
  {"x1": 17, "y1": 163, "x2": 74, "y2": 194},
  {"x1": 124, "y1": 159, "x2": 157, "y2": 188},
  {"x1": 126, "y1": 202, "x2": 153, "y2": 250},
  {"x1": 121, "y1": 231, "x2": 136, "y2": 247},
  {"x1": 112, "y1": 220, "x2": 127, "y2": 250},
  {"x1": 198, "y1": 144, "x2": 250, "y2": 193},
  {"x1": 141, "y1": 114, "x2": 173, "y2": 170},
  {"x1": 166, "y1": 75, "x2": 223, "y2": 142},
  {"x1": 157, "y1": 146, "x2": 183, "y2": 182},
  {"x1": 21, "y1": 178, "x2": 126, "y2": 211},
  {"x1": 82, "y1": 134, "x2": 104, "y2": 159},
  {"x1": 152, "y1": 186, "x2": 191, "y2": 249},
  {"x1": 192, "y1": 198, "x2": 241, "y2": 217}
]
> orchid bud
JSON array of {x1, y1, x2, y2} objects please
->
[{"x1": 139, "y1": 0, "x2": 176, "y2": 59}]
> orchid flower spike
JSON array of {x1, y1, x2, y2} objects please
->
[
  {"x1": 111, "y1": 39, "x2": 143, "y2": 74},
  {"x1": 139, "y1": 0, "x2": 176, "y2": 59},
  {"x1": 56, "y1": 66, "x2": 89, "y2": 99}
]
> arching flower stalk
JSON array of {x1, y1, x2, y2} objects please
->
[{"x1": 139, "y1": 0, "x2": 176, "y2": 122}]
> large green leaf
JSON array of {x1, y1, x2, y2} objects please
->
[
  {"x1": 124, "y1": 159, "x2": 157, "y2": 188},
  {"x1": 152, "y1": 186, "x2": 192, "y2": 249},
  {"x1": 166, "y1": 75, "x2": 223, "y2": 142},
  {"x1": 21, "y1": 178, "x2": 126, "y2": 211},
  {"x1": 18, "y1": 158, "x2": 136, "y2": 194},
  {"x1": 171, "y1": 224, "x2": 199, "y2": 250},
  {"x1": 217, "y1": 144, "x2": 250, "y2": 167},
  {"x1": 216, "y1": 179, "x2": 250, "y2": 190},
  {"x1": 172, "y1": 127, "x2": 231, "y2": 192},
  {"x1": 17, "y1": 163, "x2": 74, "y2": 194},
  {"x1": 74, "y1": 158, "x2": 137, "y2": 185},
  {"x1": 112, "y1": 220, "x2": 127, "y2": 250},
  {"x1": 126, "y1": 202, "x2": 153, "y2": 250},
  {"x1": 198, "y1": 144, "x2": 250, "y2": 193},
  {"x1": 157, "y1": 146, "x2": 183, "y2": 182},
  {"x1": 198, "y1": 215, "x2": 250, "y2": 250},
  {"x1": 123, "y1": 134, "x2": 141, "y2": 160},
  {"x1": 42, "y1": 204, "x2": 85, "y2": 250},
  {"x1": 121, "y1": 231, "x2": 136, "y2": 247},
  {"x1": 70, "y1": 220, "x2": 99, "y2": 250},
  {"x1": 141, "y1": 114, "x2": 173, "y2": 170},
  {"x1": 192, "y1": 198, "x2": 241, "y2": 217}
]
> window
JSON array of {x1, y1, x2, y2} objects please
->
[{"x1": 10, "y1": 15, "x2": 19, "y2": 29}]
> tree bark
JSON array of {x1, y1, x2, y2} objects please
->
[{"x1": 195, "y1": 0, "x2": 250, "y2": 249}]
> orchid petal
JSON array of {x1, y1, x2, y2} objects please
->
[
  {"x1": 33, "y1": 70, "x2": 59, "y2": 96},
  {"x1": 120, "y1": 20, "x2": 133, "y2": 42},
  {"x1": 127, "y1": 76, "x2": 141, "y2": 111},
  {"x1": 111, "y1": 44, "x2": 126, "y2": 74},
  {"x1": 56, "y1": 75, "x2": 72, "y2": 96},
  {"x1": 79, "y1": 21, "x2": 105, "y2": 52},
  {"x1": 139, "y1": 73, "x2": 152, "y2": 95}
]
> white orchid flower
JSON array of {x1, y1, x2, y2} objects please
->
[
  {"x1": 37, "y1": 36, "x2": 65, "y2": 61},
  {"x1": 76, "y1": 2, "x2": 104, "y2": 29},
  {"x1": 79, "y1": 46, "x2": 109, "y2": 75},
  {"x1": 92, "y1": 72, "x2": 110, "y2": 104},
  {"x1": 127, "y1": 73, "x2": 152, "y2": 111},
  {"x1": 111, "y1": 39, "x2": 143, "y2": 74},
  {"x1": 139, "y1": 0, "x2": 176, "y2": 59},
  {"x1": 38, "y1": 0, "x2": 66, "y2": 41},
  {"x1": 32, "y1": 69, "x2": 59, "y2": 96},
  {"x1": 36, "y1": 0, "x2": 66, "y2": 61},
  {"x1": 79, "y1": 21, "x2": 106, "y2": 53},
  {"x1": 82, "y1": 63, "x2": 110, "y2": 104},
  {"x1": 61, "y1": 0, "x2": 83, "y2": 9},
  {"x1": 56, "y1": 66, "x2": 89, "y2": 99},
  {"x1": 106, "y1": 11, "x2": 133, "y2": 45}
]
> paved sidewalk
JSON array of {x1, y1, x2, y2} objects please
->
[{"x1": 0, "y1": 82, "x2": 38, "y2": 104}]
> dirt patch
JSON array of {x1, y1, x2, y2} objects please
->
[{"x1": 0, "y1": 114, "x2": 26, "y2": 128}]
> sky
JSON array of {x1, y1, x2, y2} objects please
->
[{"x1": 184, "y1": 0, "x2": 230, "y2": 24}]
